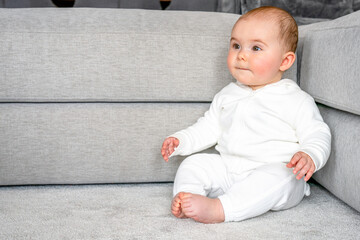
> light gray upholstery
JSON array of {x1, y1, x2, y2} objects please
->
[
  {"x1": 0, "y1": 103, "x2": 209, "y2": 185},
  {"x1": 0, "y1": 9, "x2": 237, "y2": 102},
  {"x1": 297, "y1": 10, "x2": 360, "y2": 81},
  {"x1": 300, "y1": 21, "x2": 360, "y2": 115},
  {"x1": 315, "y1": 105, "x2": 360, "y2": 212},
  {"x1": 296, "y1": 11, "x2": 360, "y2": 212}
]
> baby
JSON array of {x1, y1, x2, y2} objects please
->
[{"x1": 161, "y1": 6, "x2": 331, "y2": 224}]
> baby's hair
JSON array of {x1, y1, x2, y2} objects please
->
[{"x1": 238, "y1": 6, "x2": 298, "y2": 53}]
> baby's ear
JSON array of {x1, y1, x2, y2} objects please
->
[{"x1": 279, "y1": 52, "x2": 296, "y2": 72}]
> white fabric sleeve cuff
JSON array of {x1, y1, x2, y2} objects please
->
[{"x1": 168, "y1": 131, "x2": 191, "y2": 157}]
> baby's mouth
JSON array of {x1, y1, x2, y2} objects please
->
[{"x1": 236, "y1": 67, "x2": 250, "y2": 71}]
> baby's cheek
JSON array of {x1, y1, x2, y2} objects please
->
[
  {"x1": 226, "y1": 53, "x2": 234, "y2": 71},
  {"x1": 254, "y1": 58, "x2": 278, "y2": 76}
]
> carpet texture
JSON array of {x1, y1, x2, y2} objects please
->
[{"x1": 0, "y1": 183, "x2": 359, "y2": 239}]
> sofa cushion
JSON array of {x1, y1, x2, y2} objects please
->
[
  {"x1": 0, "y1": 8, "x2": 239, "y2": 103},
  {"x1": 314, "y1": 105, "x2": 360, "y2": 212},
  {"x1": 0, "y1": 8, "x2": 297, "y2": 103},
  {"x1": 299, "y1": 11, "x2": 360, "y2": 115},
  {"x1": 0, "y1": 102, "x2": 211, "y2": 185}
]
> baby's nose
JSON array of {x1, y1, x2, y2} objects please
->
[{"x1": 237, "y1": 49, "x2": 248, "y2": 61}]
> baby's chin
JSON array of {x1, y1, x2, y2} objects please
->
[
  {"x1": 235, "y1": 79, "x2": 264, "y2": 90},
  {"x1": 231, "y1": 71, "x2": 253, "y2": 84},
  {"x1": 235, "y1": 78, "x2": 253, "y2": 86}
]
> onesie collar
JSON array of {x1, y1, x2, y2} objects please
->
[{"x1": 235, "y1": 79, "x2": 298, "y2": 93}]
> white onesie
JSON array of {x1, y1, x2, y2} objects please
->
[{"x1": 170, "y1": 79, "x2": 331, "y2": 222}]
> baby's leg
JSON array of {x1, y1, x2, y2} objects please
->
[
  {"x1": 172, "y1": 154, "x2": 230, "y2": 223},
  {"x1": 219, "y1": 163, "x2": 309, "y2": 222},
  {"x1": 173, "y1": 154, "x2": 230, "y2": 197}
]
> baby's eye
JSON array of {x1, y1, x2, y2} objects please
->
[
  {"x1": 232, "y1": 43, "x2": 240, "y2": 50},
  {"x1": 252, "y1": 46, "x2": 261, "y2": 51}
]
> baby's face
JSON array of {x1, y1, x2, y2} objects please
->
[{"x1": 227, "y1": 17, "x2": 286, "y2": 90}]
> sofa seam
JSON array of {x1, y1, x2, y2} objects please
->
[{"x1": 312, "y1": 95, "x2": 360, "y2": 116}]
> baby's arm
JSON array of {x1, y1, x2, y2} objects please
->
[
  {"x1": 161, "y1": 89, "x2": 224, "y2": 159},
  {"x1": 161, "y1": 137, "x2": 179, "y2": 162},
  {"x1": 291, "y1": 95, "x2": 331, "y2": 176},
  {"x1": 287, "y1": 151, "x2": 315, "y2": 181}
]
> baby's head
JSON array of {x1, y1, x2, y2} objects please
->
[
  {"x1": 239, "y1": 6, "x2": 298, "y2": 53},
  {"x1": 227, "y1": 6, "x2": 298, "y2": 90}
]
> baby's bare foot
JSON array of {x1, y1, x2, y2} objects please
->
[
  {"x1": 171, "y1": 193, "x2": 187, "y2": 219},
  {"x1": 180, "y1": 193, "x2": 225, "y2": 224}
]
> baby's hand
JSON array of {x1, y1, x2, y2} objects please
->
[
  {"x1": 286, "y1": 151, "x2": 315, "y2": 182},
  {"x1": 161, "y1": 137, "x2": 179, "y2": 162}
]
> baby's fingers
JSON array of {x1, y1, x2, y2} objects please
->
[
  {"x1": 161, "y1": 139, "x2": 172, "y2": 162},
  {"x1": 168, "y1": 138, "x2": 179, "y2": 154},
  {"x1": 161, "y1": 137, "x2": 179, "y2": 162},
  {"x1": 161, "y1": 148, "x2": 170, "y2": 162},
  {"x1": 287, "y1": 152, "x2": 301, "y2": 168},
  {"x1": 168, "y1": 140, "x2": 175, "y2": 152},
  {"x1": 287, "y1": 151, "x2": 315, "y2": 181},
  {"x1": 304, "y1": 165, "x2": 315, "y2": 182},
  {"x1": 295, "y1": 162, "x2": 311, "y2": 180},
  {"x1": 292, "y1": 157, "x2": 307, "y2": 176}
]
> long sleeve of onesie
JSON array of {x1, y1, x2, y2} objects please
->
[
  {"x1": 294, "y1": 95, "x2": 331, "y2": 171},
  {"x1": 170, "y1": 92, "x2": 223, "y2": 156}
]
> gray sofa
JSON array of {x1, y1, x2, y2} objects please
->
[{"x1": 0, "y1": 8, "x2": 359, "y2": 239}]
